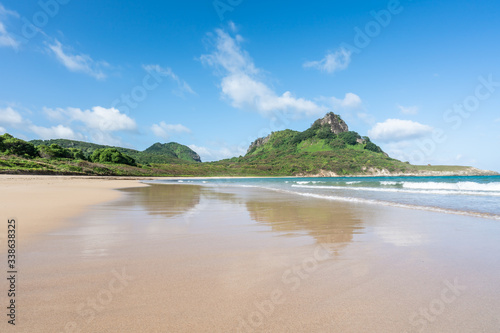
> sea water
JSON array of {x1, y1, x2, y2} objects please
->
[{"x1": 154, "y1": 176, "x2": 500, "y2": 220}]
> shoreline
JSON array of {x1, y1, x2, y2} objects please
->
[
  {"x1": 1, "y1": 172, "x2": 498, "y2": 246},
  {"x1": 151, "y1": 178, "x2": 500, "y2": 221}
]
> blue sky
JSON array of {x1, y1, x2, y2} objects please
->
[{"x1": 0, "y1": 0, "x2": 499, "y2": 171}]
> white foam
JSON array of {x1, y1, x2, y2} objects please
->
[
  {"x1": 402, "y1": 181, "x2": 500, "y2": 192},
  {"x1": 275, "y1": 188, "x2": 500, "y2": 220},
  {"x1": 380, "y1": 181, "x2": 399, "y2": 186},
  {"x1": 291, "y1": 184, "x2": 500, "y2": 197}
]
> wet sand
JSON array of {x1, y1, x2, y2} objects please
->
[{"x1": 1, "y1": 179, "x2": 500, "y2": 332}]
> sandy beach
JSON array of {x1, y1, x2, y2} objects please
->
[
  {"x1": 1, "y1": 176, "x2": 500, "y2": 332},
  {"x1": 0, "y1": 175, "x2": 150, "y2": 245}
]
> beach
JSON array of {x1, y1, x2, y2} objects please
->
[{"x1": 1, "y1": 176, "x2": 500, "y2": 332}]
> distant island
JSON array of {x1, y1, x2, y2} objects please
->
[{"x1": 0, "y1": 113, "x2": 497, "y2": 177}]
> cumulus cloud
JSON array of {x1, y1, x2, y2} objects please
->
[
  {"x1": 200, "y1": 29, "x2": 327, "y2": 118},
  {"x1": 397, "y1": 105, "x2": 419, "y2": 115},
  {"x1": 324, "y1": 93, "x2": 362, "y2": 109},
  {"x1": 0, "y1": 4, "x2": 20, "y2": 49},
  {"x1": 143, "y1": 64, "x2": 196, "y2": 96},
  {"x1": 0, "y1": 126, "x2": 5, "y2": 134},
  {"x1": 46, "y1": 40, "x2": 108, "y2": 80},
  {"x1": 29, "y1": 124, "x2": 82, "y2": 140},
  {"x1": 188, "y1": 144, "x2": 246, "y2": 162},
  {"x1": 0, "y1": 107, "x2": 24, "y2": 126},
  {"x1": 0, "y1": 104, "x2": 135, "y2": 145},
  {"x1": 151, "y1": 122, "x2": 191, "y2": 140},
  {"x1": 46, "y1": 106, "x2": 136, "y2": 132},
  {"x1": 68, "y1": 106, "x2": 136, "y2": 132},
  {"x1": 43, "y1": 106, "x2": 137, "y2": 145},
  {"x1": 368, "y1": 119, "x2": 433, "y2": 142},
  {"x1": 303, "y1": 47, "x2": 351, "y2": 74}
]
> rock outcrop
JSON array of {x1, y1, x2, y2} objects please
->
[
  {"x1": 247, "y1": 134, "x2": 271, "y2": 154},
  {"x1": 314, "y1": 112, "x2": 349, "y2": 134}
]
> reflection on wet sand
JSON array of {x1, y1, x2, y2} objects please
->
[
  {"x1": 120, "y1": 184, "x2": 202, "y2": 218},
  {"x1": 245, "y1": 197, "x2": 364, "y2": 246},
  {"x1": 122, "y1": 184, "x2": 365, "y2": 254}
]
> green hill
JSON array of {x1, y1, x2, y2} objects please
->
[
  {"x1": 144, "y1": 142, "x2": 201, "y2": 162},
  {"x1": 29, "y1": 139, "x2": 201, "y2": 164},
  {"x1": 216, "y1": 112, "x2": 412, "y2": 175}
]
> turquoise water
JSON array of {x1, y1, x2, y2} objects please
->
[{"x1": 153, "y1": 176, "x2": 500, "y2": 219}]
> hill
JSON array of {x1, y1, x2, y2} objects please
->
[
  {"x1": 29, "y1": 139, "x2": 201, "y2": 164},
  {"x1": 215, "y1": 112, "x2": 412, "y2": 176},
  {"x1": 144, "y1": 142, "x2": 201, "y2": 162}
]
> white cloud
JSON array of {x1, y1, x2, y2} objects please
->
[
  {"x1": 151, "y1": 122, "x2": 191, "y2": 140},
  {"x1": 0, "y1": 4, "x2": 20, "y2": 49},
  {"x1": 143, "y1": 64, "x2": 196, "y2": 96},
  {"x1": 43, "y1": 106, "x2": 137, "y2": 145},
  {"x1": 0, "y1": 126, "x2": 5, "y2": 134},
  {"x1": 397, "y1": 105, "x2": 419, "y2": 115},
  {"x1": 188, "y1": 144, "x2": 246, "y2": 162},
  {"x1": 326, "y1": 93, "x2": 362, "y2": 109},
  {"x1": 46, "y1": 106, "x2": 136, "y2": 132},
  {"x1": 43, "y1": 107, "x2": 65, "y2": 121},
  {"x1": 68, "y1": 106, "x2": 136, "y2": 132},
  {"x1": 29, "y1": 124, "x2": 83, "y2": 140},
  {"x1": 0, "y1": 107, "x2": 23, "y2": 126},
  {"x1": 303, "y1": 47, "x2": 351, "y2": 74},
  {"x1": 201, "y1": 29, "x2": 327, "y2": 118},
  {"x1": 368, "y1": 119, "x2": 433, "y2": 142},
  {"x1": 47, "y1": 40, "x2": 107, "y2": 80}
]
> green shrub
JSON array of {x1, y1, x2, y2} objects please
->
[
  {"x1": 338, "y1": 131, "x2": 361, "y2": 145},
  {"x1": 365, "y1": 142, "x2": 383, "y2": 153},
  {"x1": 317, "y1": 125, "x2": 336, "y2": 140},
  {"x1": 38, "y1": 144, "x2": 73, "y2": 159},
  {"x1": 90, "y1": 148, "x2": 136, "y2": 166},
  {"x1": 0, "y1": 133, "x2": 38, "y2": 157},
  {"x1": 68, "y1": 148, "x2": 86, "y2": 160}
]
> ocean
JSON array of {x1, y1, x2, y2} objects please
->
[{"x1": 153, "y1": 175, "x2": 500, "y2": 220}]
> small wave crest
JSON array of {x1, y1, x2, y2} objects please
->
[
  {"x1": 402, "y1": 181, "x2": 500, "y2": 192},
  {"x1": 291, "y1": 184, "x2": 500, "y2": 197}
]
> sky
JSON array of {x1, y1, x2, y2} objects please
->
[{"x1": 0, "y1": 0, "x2": 499, "y2": 171}]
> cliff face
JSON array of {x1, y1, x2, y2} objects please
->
[
  {"x1": 247, "y1": 135, "x2": 271, "y2": 154},
  {"x1": 314, "y1": 112, "x2": 349, "y2": 134}
]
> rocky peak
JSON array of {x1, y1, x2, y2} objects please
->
[
  {"x1": 246, "y1": 134, "x2": 271, "y2": 154},
  {"x1": 315, "y1": 112, "x2": 348, "y2": 134}
]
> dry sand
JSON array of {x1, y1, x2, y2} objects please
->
[{"x1": 1, "y1": 176, "x2": 500, "y2": 332}]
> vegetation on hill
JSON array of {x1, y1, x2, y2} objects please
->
[
  {"x1": 29, "y1": 139, "x2": 201, "y2": 164},
  {"x1": 1, "y1": 113, "x2": 495, "y2": 177},
  {"x1": 90, "y1": 148, "x2": 137, "y2": 166},
  {"x1": 144, "y1": 142, "x2": 201, "y2": 162},
  {"x1": 220, "y1": 121, "x2": 409, "y2": 176}
]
